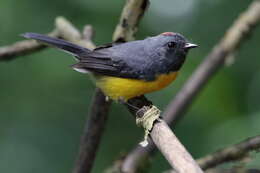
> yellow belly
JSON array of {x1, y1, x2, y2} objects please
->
[{"x1": 95, "y1": 72, "x2": 178, "y2": 101}]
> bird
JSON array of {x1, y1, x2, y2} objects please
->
[{"x1": 22, "y1": 32, "x2": 197, "y2": 102}]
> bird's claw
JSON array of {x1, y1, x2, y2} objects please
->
[{"x1": 136, "y1": 105, "x2": 161, "y2": 147}]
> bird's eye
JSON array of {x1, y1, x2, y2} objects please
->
[{"x1": 167, "y1": 42, "x2": 176, "y2": 48}]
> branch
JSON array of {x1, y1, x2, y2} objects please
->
[
  {"x1": 0, "y1": 17, "x2": 95, "y2": 61},
  {"x1": 113, "y1": 0, "x2": 149, "y2": 42},
  {"x1": 197, "y1": 135, "x2": 260, "y2": 170},
  {"x1": 120, "y1": 1, "x2": 260, "y2": 172},
  {"x1": 73, "y1": 89, "x2": 111, "y2": 173},
  {"x1": 0, "y1": 30, "x2": 59, "y2": 61},
  {"x1": 163, "y1": 0, "x2": 260, "y2": 123}
]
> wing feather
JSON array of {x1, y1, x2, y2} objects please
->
[
  {"x1": 72, "y1": 54, "x2": 139, "y2": 78},
  {"x1": 72, "y1": 45, "x2": 141, "y2": 79}
]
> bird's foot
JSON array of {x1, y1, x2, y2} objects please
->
[
  {"x1": 105, "y1": 96, "x2": 110, "y2": 102},
  {"x1": 136, "y1": 105, "x2": 161, "y2": 147}
]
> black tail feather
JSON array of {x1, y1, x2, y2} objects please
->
[{"x1": 21, "y1": 32, "x2": 90, "y2": 57}]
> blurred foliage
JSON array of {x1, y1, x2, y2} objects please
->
[{"x1": 1, "y1": 0, "x2": 260, "y2": 173}]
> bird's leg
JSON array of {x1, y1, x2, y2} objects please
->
[
  {"x1": 120, "y1": 96, "x2": 161, "y2": 147},
  {"x1": 118, "y1": 98, "x2": 140, "y2": 111}
]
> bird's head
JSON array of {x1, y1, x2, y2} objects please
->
[
  {"x1": 145, "y1": 32, "x2": 198, "y2": 72},
  {"x1": 158, "y1": 32, "x2": 197, "y2": 55}
]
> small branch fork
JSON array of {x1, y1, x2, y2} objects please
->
[{"x1": 120, "y1": 1, "x2": 260, "y2": 172}]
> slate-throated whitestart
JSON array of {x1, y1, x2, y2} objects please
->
[{"x1": 22, "y1": 32, "x2": 197, "y2": 101}]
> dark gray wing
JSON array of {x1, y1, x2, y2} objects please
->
[{"x1": 71, "y1": 42, "x2": 146, "y2": 79}]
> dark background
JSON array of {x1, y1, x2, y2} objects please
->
[{"x1": 0, "y1": 0, "x2": 260, "y2": 172}]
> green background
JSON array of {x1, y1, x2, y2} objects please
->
[{"x1": 1, "y1": 0, "x2": 260, "y2": 172}]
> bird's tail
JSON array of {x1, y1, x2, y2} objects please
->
[{"x1": 22, "y1": 32, "x2": 90, "y2": 58}]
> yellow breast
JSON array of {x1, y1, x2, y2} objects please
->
[{"x1": 95, "y1": 72, "x2": 178, "y2": 101}]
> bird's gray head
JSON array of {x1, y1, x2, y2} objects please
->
[{"x1": 145, "y1": 32, "x2": 197, "y2": 73}]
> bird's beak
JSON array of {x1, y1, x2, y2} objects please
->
[{"x1": 184, "y1": 43, "x2": 198, "y2": 49}]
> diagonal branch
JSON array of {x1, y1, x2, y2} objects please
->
[
  {"x1": 120, "y1": 1, "x2": 260, "y2": 172},
  {"x1": 163, "y1": 0, "x2": 260, "y2": 123}
]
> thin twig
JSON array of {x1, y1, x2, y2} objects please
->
[
  {"x1": 82, "y1": 25, "x2": 95, "y2": 41},
  {"x1": 82, "y1": 25, "x2": 96, "y2": 49},
  {"x1": 197, "y1": 135, "x2": 260, "y2": 170},
  {"x1": 120, "y1": 1, "x2": 260, "y2": 172}
]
